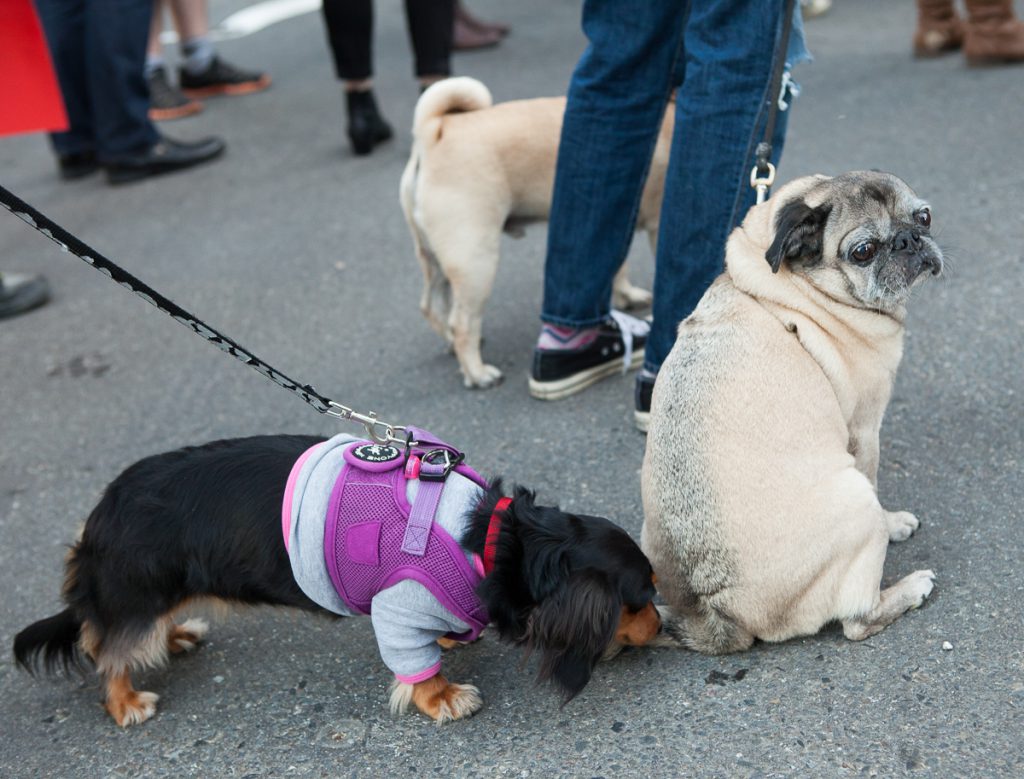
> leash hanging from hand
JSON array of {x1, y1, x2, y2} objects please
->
[
  {"x1": 0, "y1": 183, "x2": 410, "y2": 447},
  {"x1": 750, "y1": 0, "x2": 798, "y2": 205}
]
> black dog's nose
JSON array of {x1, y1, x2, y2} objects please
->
[{"x1": 892, "y1": 228, "x2": 923, "y2": 254}]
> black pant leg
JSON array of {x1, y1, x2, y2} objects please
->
[
  {"x1": 404, "y1": 0, "x2": 454, "y2": 78},
  {"x1": 322, "y1": 0, "x2": 373, "y2": 81}
]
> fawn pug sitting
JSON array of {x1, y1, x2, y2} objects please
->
[{"x1": 643, "y1": 172, "x2": 942, "y2": 653}]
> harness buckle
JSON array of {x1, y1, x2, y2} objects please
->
[{"x1": 418, "y1": 448, "x2": 464, "y2": 481}]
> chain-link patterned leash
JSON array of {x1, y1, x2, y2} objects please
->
[{"x1": 0, "y1": 183, "x2": 411, "y2": 447}]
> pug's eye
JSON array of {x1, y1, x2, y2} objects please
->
[
  {"x1": 851, "y1": 241, "x2": 877, "y2": 263},
  {"x1": 914, "y1": 209, "x2": 931, "y2": 228}
]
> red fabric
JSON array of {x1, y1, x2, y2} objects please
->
[
  {"x1": 483, "y1": 497, "x2": 512, "y2": 574},
  {"x1": 0, "y1": 0, "x2": 68, "y2": 136}
]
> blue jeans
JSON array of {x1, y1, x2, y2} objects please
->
[
  {"x1": 542, "y1": 0, "x2": 809, "y2": 373},
  {"x1": 35, "y1": 0, "x2": 159, "y2": 160}
]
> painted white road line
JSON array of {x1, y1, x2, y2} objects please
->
[{"x1": 158, "y1": 0, "x2": 321, "y2": 45}]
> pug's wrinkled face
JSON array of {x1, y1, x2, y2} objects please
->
[{"x1": 765, "y1": 172, "x2": 943, "y2": 313}]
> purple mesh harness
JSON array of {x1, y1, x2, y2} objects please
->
[{"x1": 323, "y1": 429, "x2": 490, "y2": 641}]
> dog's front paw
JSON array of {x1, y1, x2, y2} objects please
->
[
  {"x1": 463, "y1": 364, "x2": 503, "y2": 389},
  {"x1": 393, "y1": 675, "x2": 483, "y2": 724},
  {"x1": 904, "y1": 569, "x2": 936, "y2": 608},
  {"x1": 886, "y1": 510, "x2": 920, "y2": 542},
  {"x1": 612, "y1": 283, "x2": 653, "y2": 311}
]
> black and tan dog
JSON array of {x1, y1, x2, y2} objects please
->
[{"x1": 15, "y1": 434, "x2": 660, "y2": 727}]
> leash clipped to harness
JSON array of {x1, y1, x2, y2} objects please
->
[
  {"x1": 0, "y1": 183, "x2": 409, "y2": 448},
  {"x1": 750, "y1": 0, "x2": 797, "y2": 205}
]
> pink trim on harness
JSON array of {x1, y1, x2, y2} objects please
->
[
  {"x1": 322, "y1": 440, "x2": 489, "y2": 641},
  {"x1": 282, "y1": 442, "x2": 324, "y2": 553}
]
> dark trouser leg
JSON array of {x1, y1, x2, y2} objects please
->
[
  {"x1": 84, "y1": 0, "x2": 159, "y2": 159},
  {"x1": 404, "y1": 0, "x2": 454, "y2": 78},
  {"x1": 321, "y1": 0, "x2": 373, "y2": 80},
  {"x1": 35, "y1": 0, "x2": 94, "y2": 156}
]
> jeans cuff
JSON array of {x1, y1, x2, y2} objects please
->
[{"x1": 539, "y1": 312, "x2": 610, "y2": 329}]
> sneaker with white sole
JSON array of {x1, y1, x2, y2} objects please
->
[
  {"x1": 634, "y1": 372, "x2": 655, "y2": 433},
  {"x1": 529, "y1": 311, "x2": 649, "y2": 400}
]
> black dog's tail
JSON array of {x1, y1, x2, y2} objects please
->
[{"x1": 13, "y1": 607, "x2": 86, "y2": 675}]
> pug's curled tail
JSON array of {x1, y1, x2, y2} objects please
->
[
  {"x1": 649, "y1": 604, "x2": 754, "y2": 655},
  {"x1": 412, "y1": 77, "x2": 493, "y2": 147}
]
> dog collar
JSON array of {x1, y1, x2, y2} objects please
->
[{"x1": 483, "y1": 497, "x2": 512, "y2": 575}]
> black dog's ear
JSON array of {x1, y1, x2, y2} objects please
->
[
  {"x1": 525, "y1": 570, "x2": 620, "y2": 703},
  {"x1": 765, "y1": 199, "x2": 832, "y2": 273}
]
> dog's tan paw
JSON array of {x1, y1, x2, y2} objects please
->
[
  {"x1": 612, "y1": 283, "x2": 653, "y2": 311},
  {"x1": 463, "y1": 364, "x2": 503, "y2": 389},
  {"x1": 430, "y1": 683, "x2": 482, "y2": 724},
  {"x1": 905, "y1": 569, "x2": 936, "y2": 608},
  {"x1": 107, "y1": 690, "x2": 159, "y2": 728},
  {"x1": 886, "y1": 510, "x2": 920, "y2": 542},
  {"x1": 169, "y1": 618, "x2": 209, "y2": 654},
  {"x1": 397, "y1": 674, "x2": 483, "y2": 724}
]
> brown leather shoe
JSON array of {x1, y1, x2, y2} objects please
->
[
  {"x1": 914, "y1": 0, "x2": 965, "y2": 57},
  {"x1": 964, "y1": 0, "x2": 1024, "y2": 64},
  {"x1": 455, "y1": 2, "x2": 510, "y2": 38},
  {"x1": 453, "y1": 15, "x2": 502, "y2": 51}
]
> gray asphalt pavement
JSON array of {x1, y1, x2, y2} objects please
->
[{"x1": 2, "y1": 0, "x2": 1022, "y2": 776}]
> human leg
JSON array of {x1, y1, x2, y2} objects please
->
[
  {"x1": 529, "y1": 0, "x2": 686, "y2": 400},
  {"x1": 172, "y1": 0, "x2": 271, "y2": 97},
  {"x1": 321, "y1": 0, "x2": 393, "y2": 155},
  {"x1": 405, "y1": 0, "x2": 455, "y2": 87},
  {"x1": 644, "y1": 0, "x2": 795, "y2": 376},
  {"x1": 541, "y1": 0, "x2": 687, "y2": 331},
  {"x1": 34, "y1": 0, "x2": 97, "y2": 159}
]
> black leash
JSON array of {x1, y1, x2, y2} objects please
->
[
  {"x1": 750, "y1": 0, "x2": 798, "y2": 204},
  {"x1": 0, "y1": 182, "x2": 410, "y2": 446}
]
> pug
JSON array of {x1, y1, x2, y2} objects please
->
[
  {"x1": 642, "y1": 171, "x2": 942, "y2": 653},
  {"x1": 399, "y1": 77, "x2": 671, "y2": 389}
]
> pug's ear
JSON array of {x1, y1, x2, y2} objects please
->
[{"x1": 765, "y1": 200, "x2": 832, "y2": 273}]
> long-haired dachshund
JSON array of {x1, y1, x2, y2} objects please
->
[{"x1": 14, "y1": 432, "x2": 660, "y2": 727}]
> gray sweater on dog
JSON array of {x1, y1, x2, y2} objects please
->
[{"x1": 283, "y1": 433, "x2": 485, "y2": 682}]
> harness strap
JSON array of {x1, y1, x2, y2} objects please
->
[{"x1": 401, "y1": 459, "x2": 448, "y2": 556}]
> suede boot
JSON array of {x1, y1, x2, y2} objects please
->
[
  {"x1": 914, "y1": 0, "x2": 965, "y2": 57},
  {"x1": 964, "y1": 0, "x2": 1024, "y2": 64},
  {"x1": 346, "y1": 90, "x2": 393, "y2": 156}
]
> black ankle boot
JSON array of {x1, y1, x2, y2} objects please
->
[{"x1": 345, "y1": 89, "x2": 393, "y2": 156}]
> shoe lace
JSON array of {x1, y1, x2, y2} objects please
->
[{"x1": 609, "y1": 309, "x2": 650, "y2": 374}]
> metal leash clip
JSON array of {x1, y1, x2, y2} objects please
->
[
  {"x1": 325, "y1": 402, "x2": 411, "y2": 447},
  {"x1": 750, "y1": 161, "x2": 776, "y2": 206}
]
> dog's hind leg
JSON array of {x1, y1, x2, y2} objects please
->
[
  {"x1": 436, "y1": 224, "x2": 503, "y2": 389},
  {"x1": 103, "y1": 670, "x2": 160, "y2": 728},
  {"x1": 842, "y1": 569, "x2": 935, "y2": 641},
  {"x1": 168, "y1": 618, "x2": 209, "y2": 655},
  {"x1": 82, "y1": 618, "x2": 170, "y2": 727},
  {"x1": 835, "y1": 518, "x2": 935, "y2": 641}
]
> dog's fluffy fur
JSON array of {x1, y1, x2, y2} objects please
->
[
  {"x1": 399, "y1": 77, "x2": 673, "y2": 388},
  {"x1": 14, "y1": 435, "x2": 660, "y2": 727},
  {"x1": 642, "y1": 172, "x2": 942, "y2": 653}
]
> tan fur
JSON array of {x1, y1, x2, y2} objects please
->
[
  {"x1": 390, "y1": 675, "x2": 483, "y2": 724},
  {"x1": 400, "y1": 76, "x2": 672, "y2": 388},
  {"x1": 80, "y1": 603, "x2": 217, "y2": 727},
  {"x1": 104, "y1": 672, "x2": 159, "y2": 728},
  {"x1": 642, "y1": 173, "x2": 939, "y2": 654}
]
